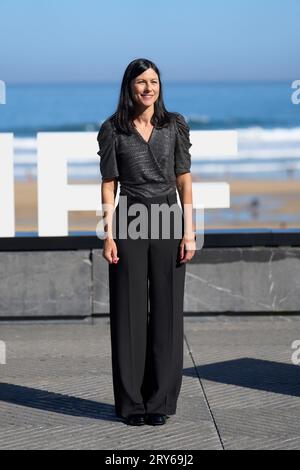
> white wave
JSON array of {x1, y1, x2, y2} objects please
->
[
  {"x1": 14, "y1": 137, "x2": 38, "y2": 150},
  {"x1": 238, "y1": 126, "x2": 300, "y2": 143},
  {"x1": 237, "y1": 148, "x2": 300, "y2": 159},
  {"x1": 193, "y1": 162, "x2": 300, "y2": 173}
]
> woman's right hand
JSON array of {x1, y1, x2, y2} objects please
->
[{"x1": 102, "y1": 237, "x2": 120, "y2": 264}]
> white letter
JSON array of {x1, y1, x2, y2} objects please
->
[
  {"x1": 291, "y1": 340, "x2": 300, "y2": 365},
  {"x1": 291, "y1": 80, "x2": 300, "y2": 105},
  {"x1": 0, "y1": 80, "x2": 6, "y2": 104},
  {"x1": 0, "y1": 134, "x2": 15, "y2": 237},
  {"x1": 37, "y1": 132, "x2": 101, "y2": 236},
  {"x1": 0, "y1": 341, "x2": 6, "y2": 365}
]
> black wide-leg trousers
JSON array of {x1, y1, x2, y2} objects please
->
[{"x1": 108, "y1": 190, "x2": 186, "y2": 419}]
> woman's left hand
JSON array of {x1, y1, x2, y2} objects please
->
[{"x1": 179, "y1": 234, "x2": 196, "y2": 263}]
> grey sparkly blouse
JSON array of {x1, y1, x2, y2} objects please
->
[{"x1": 96, "y1": 112, "x2": 192, "y2": 199}]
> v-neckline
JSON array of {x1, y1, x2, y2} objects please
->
[{"x1": 131, "y1": 122, "x2": 156, "y2": 145}]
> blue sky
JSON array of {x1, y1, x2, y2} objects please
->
[{"x1": 0, "y1": 0, "x2": 299, "y2": 83}]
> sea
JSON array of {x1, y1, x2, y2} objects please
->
[{"x1": 1, "y1": 80, "x2": 300, "y2": 181}]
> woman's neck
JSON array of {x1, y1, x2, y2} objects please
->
[{"x1": 132, "y1": 106, "x2": 154, "y2": 126}]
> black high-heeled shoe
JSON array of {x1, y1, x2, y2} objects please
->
[
  {"x1": 145, "y1": 413, "x2": 167, "y2": 425},
  {"x1": 124, "y1": 414, "x2": 145, "y2": 426}
]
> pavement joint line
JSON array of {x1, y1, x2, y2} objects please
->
[{"x1": 184, "y1": 331, "x2": 225, "y2": 450}]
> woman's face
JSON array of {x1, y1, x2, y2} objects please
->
[{"x1": 131, "y1": 68, "x2": 160, "y2": 109}]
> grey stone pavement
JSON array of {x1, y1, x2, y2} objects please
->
[{"x1": 0, "y1": 315, "x2": 300, "y2": 450}]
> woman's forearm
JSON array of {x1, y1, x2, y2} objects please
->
[
  {"x1": 101, "y1": 179, "x2": 118, "y2": 239},
  {"x1": 176, "y1": 173, "x2": 196, "y2": 239}
]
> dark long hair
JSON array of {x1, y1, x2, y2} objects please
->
[{"x1": 109, "y1": 58, "x2": 173, "y2": 135}]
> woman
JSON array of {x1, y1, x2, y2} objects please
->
[{"x1": 97, "y1": 58, "x2": 196, "y2": 426}]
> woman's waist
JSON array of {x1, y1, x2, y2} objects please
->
[
  {"x1": 119, "y1": 181, "x2": 176, "y2": 200},
  {"x1": 120, "y1": 191, "x2": 178, "y2": 207}
]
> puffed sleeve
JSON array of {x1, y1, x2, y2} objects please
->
[
  {"x1": 174, "y1": 113, "x2": 192, "y2": 176},
  {"x1": 97, "y1": 119, "x2": 119, "y2": 180}
]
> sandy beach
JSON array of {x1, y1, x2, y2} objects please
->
[{"x1": 14, "y1": 177, "x2": 300, "y2": 232}]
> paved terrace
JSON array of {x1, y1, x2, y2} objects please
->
[{"x1": 0, "y1": 315, "x2": 299, "y2": 450}]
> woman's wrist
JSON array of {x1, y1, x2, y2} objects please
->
[
  {"x1": 184, "y1": 232, "x2": 196, "y2": 241},
  {"x1": 103, "y1": 233, "x2": 114, "y2": 241}
]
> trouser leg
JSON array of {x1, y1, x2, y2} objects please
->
[
  {"x1": 142, "y1": 217, "x2": 186, "y2": 415},
  {"x1": 109, "y1": 234, "x2": 149, "y2": 419}
]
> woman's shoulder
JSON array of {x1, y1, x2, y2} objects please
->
[
  {"x1": 169, "y1": 112, "x2": 190, "y2": 136},
  {"x1": 168, "y1": 112, "x2": 189, "y2": 131},
  {"x1": 170, "y1": 111, "x2": 188, "y2": 125},
  {"x1": 97, "y1": 115, "x2": 117, "y2": 141}
]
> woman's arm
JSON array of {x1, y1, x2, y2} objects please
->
[
  {"x1": 101, "y1": 179, "x2": 117, "y2": 238},
  {"x1": 101, "y1": 178, "x2": 119, "y2": 264},
  {"x1": 176, "y1": 172, "x2": 196, "y2": 263}
]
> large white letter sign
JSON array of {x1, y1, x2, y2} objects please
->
[
  {"x1": 37, "y1": 130, "x2": 237, "y2": 237},
  {"x1": 0, "y1": 129, "x2": 237, "y2": 238},
  {"x1": 0, "y1": 133, "x2": 15, "y2": 237},
  {"x1": 188, "y1": 130, "x2": 236, "y2": 248},
  {"x1": 191, "y1": 130, "x2": 237, "y2": 160},
  {"x1": 37, "y1": 132, "x2": 101, "y2": 236},
  {"x1": 190, "y1": 130, "x2": 237, "y2": 209}
]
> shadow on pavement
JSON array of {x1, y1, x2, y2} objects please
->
[{"x1": 184, "y1": 357, "x2": 300, "y2": 397}]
